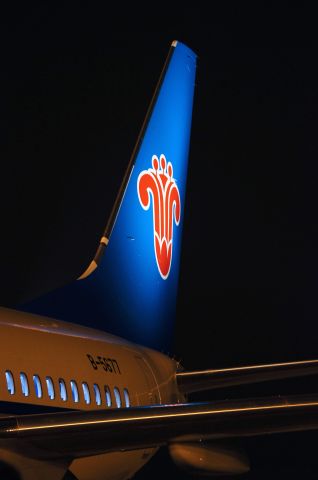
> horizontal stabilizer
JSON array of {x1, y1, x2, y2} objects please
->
[
  {"x1": 2, "y1": 394, "x2": 318, "y2": 459},
  {"x1": 177, "y1": 359, "x2": 318, "y2": 394}
]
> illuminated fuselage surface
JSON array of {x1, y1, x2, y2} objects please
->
[{"x1": 0, "y1": 307, "x2": 182, "y2": 480}]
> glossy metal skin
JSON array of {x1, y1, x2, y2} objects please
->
[
  {"x1": 0, "y1": 40, "x2": 197, "y2": 480},
  {"x1": 3, "y1": 40, "x2": 318, "y2": 480},
  {"x1": 0, "y1": 307, "x2": 179, "y2": 479},
  {"x1": 177, "y1": 359, "x2": 318, "y2": 393},
  {"x1": 169, "y1": 442, "x2": 250, "y2": 476},
  {"x1": 23, "y1": 41, "x2": 197, "y2": 352},
  {"x1": 2, "y1": 308, "x2": 318, "y2": 479}
]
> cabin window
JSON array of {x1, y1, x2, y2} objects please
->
[
  {"x1": 105, "y1": 386, "x2": 112, "y2": 407},
  {"x1": 33, "y1": 375, "x2": 42, "y2": 398},
  {"x1": 20, "y1": 372, "x2": 29, "y2": 396},
  {"x1": 46, "y1": 377, "x2": 55, "y2": 400},
  {"x1": 59, "y1": 378, "x2": 67, "y2": 401},
  {"x1": 113, "y1": 387, "x2": 121, "y2": 408},
  {"x1": 71, "y1": 380, "x2": 79, "y2": 403},
  {"x1": 93, "y1": 384, "x2": 101, "y2": 406},
  {"x1": 123, "y1": 388, "x2": 130, "y2": 407},
  {"x1": 5, "y1": 370, "x2": 15, "y2": 395},
  {"x1": 82, "y1": 382, "x2": 90, "y2": 404}
]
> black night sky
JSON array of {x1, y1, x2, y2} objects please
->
[{"x1": 1, "y1": 3, "x2": 318, "y2": 479}]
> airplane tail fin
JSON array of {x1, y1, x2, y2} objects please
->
[{"x1": 22, "y1": 41, "x2": 197, "y2": 350}]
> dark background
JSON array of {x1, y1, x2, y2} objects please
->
[{"x1": 1, "y1": 2, "x2": 318, "y2": 478}]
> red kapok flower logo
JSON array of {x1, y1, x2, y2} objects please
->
[{"x1": 137, "y1": 154, "x2": 181, "y2": 279}]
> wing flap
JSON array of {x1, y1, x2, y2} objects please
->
[
  {"x1": 2, "y1": 395, "x2": 318, "y2": 460},
  {"x1": 177, "y1": 359, "x2": 318, "y2": 394}
]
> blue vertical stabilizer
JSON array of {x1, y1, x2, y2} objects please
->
[{"x1": 22, "y1": 41, "x2": 197, "y2": 351}]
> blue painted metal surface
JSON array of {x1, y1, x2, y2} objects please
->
[{"x1": 22, "y1": 42, "x2": 197, "y2": 351}]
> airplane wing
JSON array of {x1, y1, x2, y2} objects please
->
[
  {"x1": 2, "y1": 394, "x2": 318, "y2": 460},
  {"x1": 176, "y1": 359, "x2": 318, "y2": 393}
]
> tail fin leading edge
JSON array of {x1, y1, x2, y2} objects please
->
[{"x1": 22, "y1": 41, "x2": 197, "y2": 350}]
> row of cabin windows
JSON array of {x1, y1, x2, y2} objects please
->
[{"x1": 5, "y1": 371, "x2": 130, "y2": 408}]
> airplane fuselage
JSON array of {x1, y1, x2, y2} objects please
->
[{"x1": 0, "y1": 306, "x2": 182, "y2": 480}]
